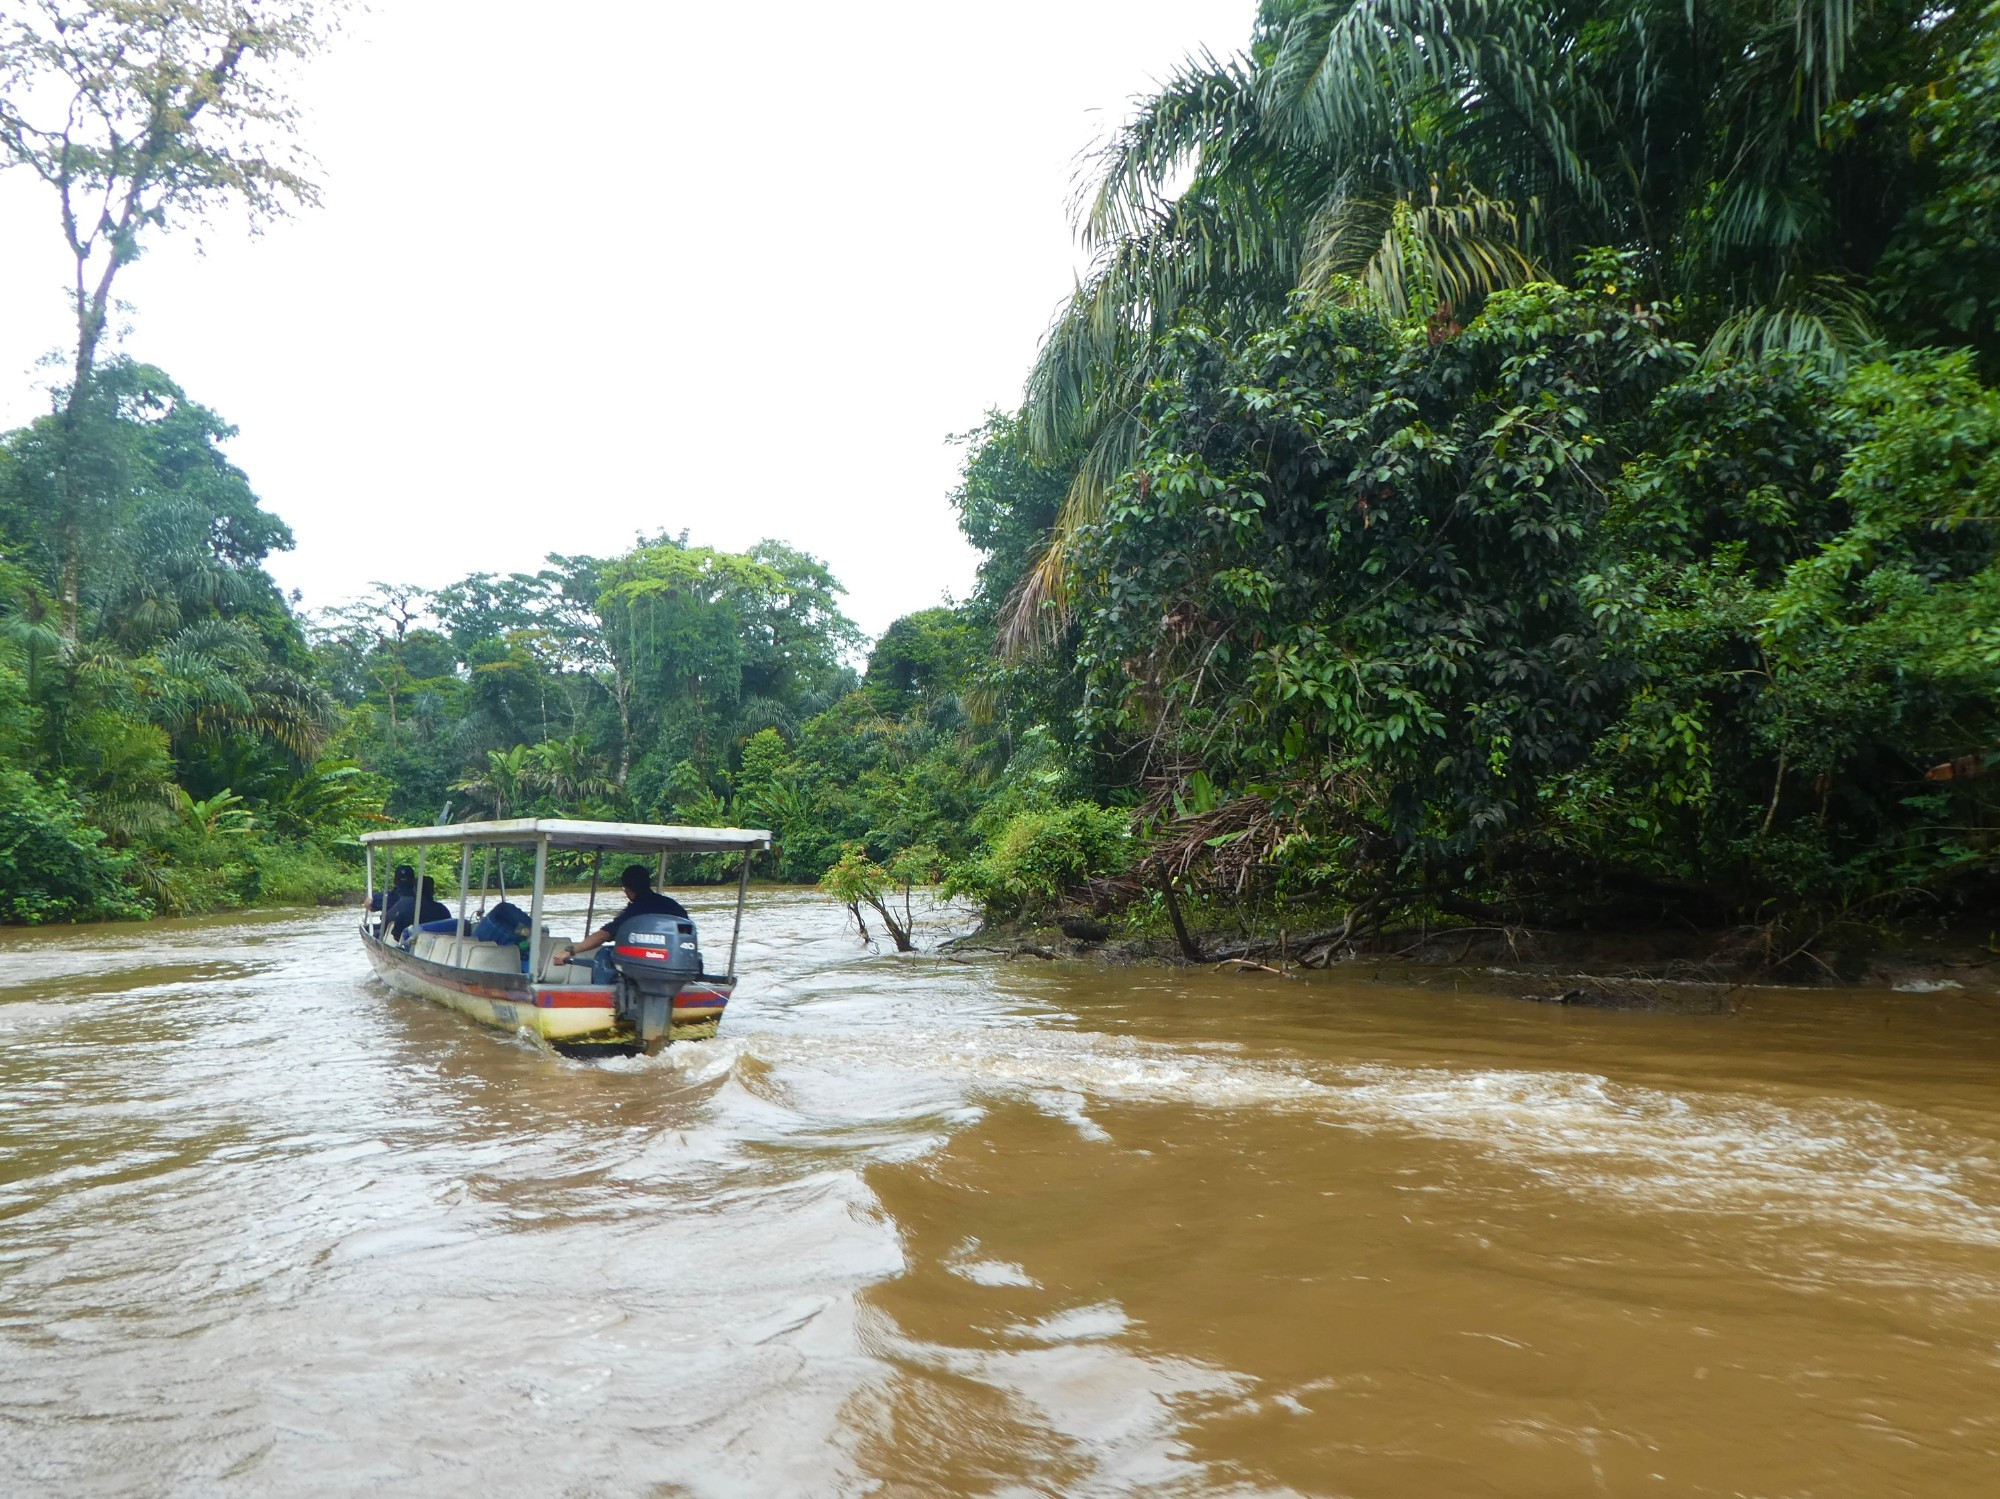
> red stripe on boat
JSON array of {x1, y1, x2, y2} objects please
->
[
  {"x1": 533, "y1": 989, "x2": 616, "y2": 1009},
  {"x1": 527, "y1": 987, "x2": 728, "y2": 1010}
]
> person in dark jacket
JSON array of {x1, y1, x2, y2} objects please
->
[
  {"x1": 555, "y1": 864, "x2": 690, "y2": 983},
  {"x1": 369, "y1": 865, "x2": 415, "y2": 935},
  {"x1": 386, "y1": 876, "x2": 452, "y2": 940}
]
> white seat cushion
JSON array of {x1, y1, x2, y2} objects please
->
[
  {"x1": 465, "y1": 944, "x2": 523, "y2": 975},
  {"x1": 537, "y1": 954, "x2": 592, "y2": 984}
]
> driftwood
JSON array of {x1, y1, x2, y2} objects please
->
[
  {"x1": 1205, "y1": 925, "x2": 1353, "y2": 965},
  {"x1": 1215, "y1": 958, "x2": 1295, "y2": 979}
]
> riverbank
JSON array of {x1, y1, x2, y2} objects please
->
[{"x1": 946, "y1": 913, "x2": 2000, "y2": 1005}]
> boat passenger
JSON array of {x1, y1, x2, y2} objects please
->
[
  {"x1": 555, "y1": 864, "x2": 690, "y2": 983},
  {"x1": 473, "y1": 901, "x2": 534, "y2": 971},
  {"x1": 368, "y1": 864, "x2": 416, "y2": 934},
  {"x1": 386, "y1": 876, "x2": 452, "y2": 940}
]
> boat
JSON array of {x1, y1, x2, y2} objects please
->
[{"x1": 357, "y1": 817, "x2": 771, "y2": 1056}]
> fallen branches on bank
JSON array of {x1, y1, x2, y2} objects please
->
[{"x1": 1216, "y1": 957, "x2": 1295, "y2": 978}]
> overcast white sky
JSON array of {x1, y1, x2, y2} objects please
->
[{"x1": 0, "y1": 0, "x2": 1254, "y2": 638}]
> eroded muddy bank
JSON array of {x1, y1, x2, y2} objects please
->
[{"x1": 946, "y1": 915, "x2": 2000, "y2": 1010}]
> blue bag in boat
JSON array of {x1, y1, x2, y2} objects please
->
[{"x1": 473, "y1": 901, "x2": 531, "y2": 946}]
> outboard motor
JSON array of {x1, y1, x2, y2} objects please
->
[{"x1": 610, "y1": 917, "x2": 703, "y2": 1049}]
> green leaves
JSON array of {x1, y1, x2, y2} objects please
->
[
  {"x1": 1002, "y1": 0, "x2": 2000, "y2": 676},
  {"x1": 595, "y1": 537, "x2": 861, "y2": 789},
  {"x1": 942, "y1": 802, "x2": 1133, "y2": 920},
  {"x1": 0, "y1": 767, "x2": 141, "y2": 924},
  {"x1": 1071, "y1": 280, "x2": 1668, "y2": 863},
  {"x1": 1570, "y1": 344, "x2": 2000, "y2": 914}
]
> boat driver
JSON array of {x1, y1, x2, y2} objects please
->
[{"x1": 557, "y1": 864, "x2": 691, "y2": 983}]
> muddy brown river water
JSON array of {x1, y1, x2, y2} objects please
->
[{"x1": 3, "y1": 891, "x2": 1999, "y2": 1496}]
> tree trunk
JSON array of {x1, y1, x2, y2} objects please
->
[
  {"x1": 866, "y1": 895, "x2": 915, "y2": 953},
  {"x1": 55, "y1": 344, "x2": 95, "y2": 642},
  {"x1": 53, "y1": 218, "x2": 122, "y2": 644},
  {"x1": 1160, "y1": 879, "x2": 1205, "y2": 963},
  {"x1": 615, "y1": 679, "x2": 633, "y2": 791},
  {"x1": 57, "y1": 516, "x2": 81, "y2": 642}
]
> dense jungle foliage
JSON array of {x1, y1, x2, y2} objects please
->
[
  {"x1": 986, "y1": 0, "x2": 2000, "y2": 951},
  {"x1": 0, "y1": 372, "x2": 1020, "y2": 918},
  {"x1": 4, "y1": 0, "x2": 1999, "y2": 964},
  {"x1": 0, "y1": 361, "x2": 361, "y2": 919}
]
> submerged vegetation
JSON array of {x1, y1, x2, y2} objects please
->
[{"x1": 3, "y1": 0, "x2": 1999, "y2": 968}]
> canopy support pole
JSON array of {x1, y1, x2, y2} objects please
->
[
  {"x1": 527, "y1": 837, "x2": 549, "y2": 985},
  {"x1": 411, "y1": 843, "x2": 428, "y2": 950},
  {"x1": 452, "y1": 842, "x2": 472, "y2": 967},
  {"x1": 583, "y1": 850, "x2": 601, "y2": 939},
  {"x1": 727, "y1": 848, "x2": 750, "y2": 976},
  {"x1": 363, "y1": 846, "x2": 374, "y2": 936}
]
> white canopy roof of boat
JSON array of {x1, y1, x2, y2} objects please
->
[{"x1": 359, "y1": 818, "x2": 771, "y2": 853}]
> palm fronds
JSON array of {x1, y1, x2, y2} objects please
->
[
  {"x1": 1300, "y1": 181, "x2": 1544, "y2": 317},
  {"x1": 999, "y1": 406, "x2": 1145, "y2": 655},
  {"x1": 1702, "y1": 275, "x2": 1882, "y2": 371},
  {"x1": 146, "y1": 618, "x2": 336, "y2": 759},
  {"x1": 990, "y1": 0, "x2": 1951, "y2": 673}
]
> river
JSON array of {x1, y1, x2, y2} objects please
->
[{"x1": 3, "y1": 891, "x2": 1998, "y2": 1496}]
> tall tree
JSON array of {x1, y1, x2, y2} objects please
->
[
  {"x1": 310, "y1": 585, "x2": 433, "y2": 745},
  {"x1": 595, "y1": 538, "x2": 858, "y2": 795},
  {"x1": 0, "y1": 0, "x2": 341, "y2": 637},
  {"x1": 1007, "y1": 0, "x2": 1997, "y2": 648}
]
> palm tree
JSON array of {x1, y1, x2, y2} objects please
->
[
  {"x1": 176, "y1": 787, "x2": 255, "y2": 837},
  {"x1": 525, "y1": 735, "x2": 612, "y2": 809},
  {"x1": 18, "y1": 614, "x2": 329, "y2": 823},
  {"x1": 256, "y1": 761, "x2": 388, "y2": 839},
  {"x1": 1004, "y1": 0, "x2": 1972, "y2": 649},
  {"x1": 94, "y1": 496, "x2": 262, "y2": 651},
  {"x1": 144, "y1": 618, "x2": 334, "y2": 761},
  {"x1": 451, "y1": 744, "x2": 536, "y2": 820},
  {"x1": 0, "y1": 583, "x2": 67, "y2": 699}
]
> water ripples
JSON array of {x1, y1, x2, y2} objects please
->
[{"x1": 5, "y1": 896, "x2": 2000, "y2": 1495}]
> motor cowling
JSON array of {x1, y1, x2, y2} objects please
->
[{"x1": 610, "y1": 918, "x2": 703, "y2": 1048}]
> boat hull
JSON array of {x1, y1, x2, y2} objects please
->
[{"x1": 360, "y1": 933, "x2": 732, "y2": 1054}]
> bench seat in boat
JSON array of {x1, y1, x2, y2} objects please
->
[
  {"x1": 462, "y1": 944, "x2": 524, "y2": 975},
  {"x1": 410, "y1": 931, "x2": 523, "y2": 973}
]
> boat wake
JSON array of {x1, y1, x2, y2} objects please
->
[
  {"x1": 717, "y1": 1021, "x2": 2000, "y2": 1259},
  {"x1": 1335, "y1": 1063, "x2": 2000, "y2": 1255}
]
